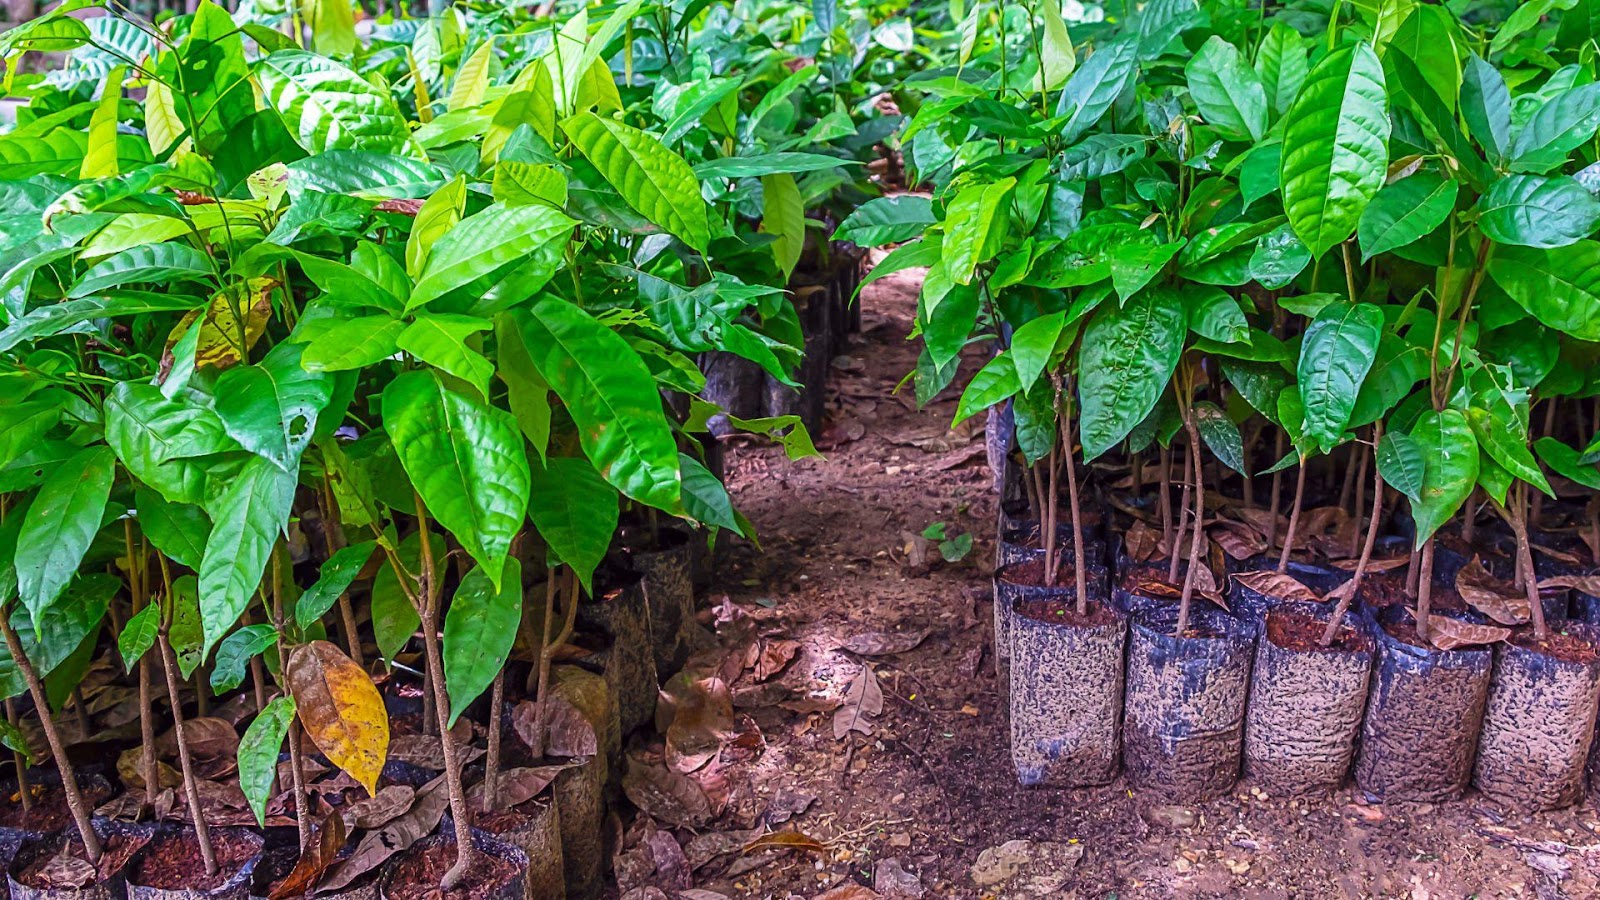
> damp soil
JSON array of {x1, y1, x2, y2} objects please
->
[
  {"x1": 385, "y1": 843, "x2": 518, "y2": 900},
  {"x1": 1510, "y1": 628, "x2": 1600, "y2": 665},
  {"x1": 1266, "y1": 609, "x2": 1368, "y2": 654},
  {"x1": 18, "y1": 831, "x2": 144, "y2": 888},
  {"x1": 130, "y1": 829, "x2": 258, "y2": 891},
  {"x1": 1014, "y1": 599, "x2": 1118, "y2": 628},
  {"x1": 1000, "y1": 558, "x2": 1102, "y2": 589},
  {"x1": 638, "y1": 249, "x2": 1600, "y2": 899},
  {"x1": 474, "y1": 811, "x2": 528, "y2": 834},
  {"x1": 0, "y1": 780, "x2": 111, "y2": 833}
]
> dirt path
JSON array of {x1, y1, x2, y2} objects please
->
[{"x1": 633, "y1": 260, "x2": 1600, "y2": 900}]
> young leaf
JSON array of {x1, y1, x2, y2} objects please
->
[
  {"x1": 1297, "y1": 302, "x2": 1384, "y2": 453},
  {"x1": 526, "y1": 457, "x2": 618, "y2": 593},
  {"x1": 407, "y1": 202, "x2": 576, "y2": 311},
  {"x1": 1056, "y1": 38, "x2": 1139, "y2": 143},
  {"x1": 1254, "y1": 22, "x2": 1307, "y2": 120},
  {"x1": 1476, "y1": 175, "x2": 1600, "y2": 249},
  {"x1": 1460, "y1": 54, "x2": 1511, "y2": 165},
  {"x1": 1357, "y1": 170, "x2": 1456, "y2": 262},
  {"x1": 1377, "y1": 430, "x2": 1425, "y2": 502},
  {"x1": 118, "y1": 603, "x2": 159, "y2": 670},
  {"x1": 382, "y1": 370, "x2": 530, "y2": 588},
  {"x1": 396, "y1": 315, "x2": 496, "y2": 400},
  {"x1": 15, "y1": 445, "x2": 114, "y2": 627},
  {"x1": 1078, "y1": 286, "x2": 1187, "y2": 461},
  {"x1": 211, "y1": 623, "x2": 277, "y2": 693},
  {"x1": 942, "y1": 178, "x2": 1015, "y2": 285},
  {"x1": 296, "y1": 541, "x2": 377, "y2": 631},
  {"x1": 405, "y1": 175, "x2": 466, "y2": 279},
  {"x1": 239, "y1": 695, "x2": 296, "y2": 827},
  {"x1": 443, "y1": 558, "x2": 522, "y2": 727},
  {"x1": 1535, "y1": 437, "x2": 1600, "y2": 490},
  {"x1": 1488, "y1": 242, "x2": 1600, "y2": 341},
  {"x1": 1279, "y1": 43, "x2": 1390, "y2": 257},
  {"x1": 1409, "y1": 410, "x2": 1479, "y2": 545},
  {"x1": 953, "y1": 353, "x2": 1021, "y2": 427},
  {"x1": 198, "y1": 457, "x2": 297, "y2": 658},
  {"x1": 257, "y1": 50, "x2": 417, "y2": 157},
  {"x1": 288, "y1": 641, "x2": 388, "y2": 797},
  {"x1": 1509, "y1": 83, "x2": 1600, "y2": 174},
  {"x1": 562, "y1": 112, "x2": 710, "y2": 253},
  {"x1": 760, "y1": 173, "x2": 804, "y2": 279},
  {"x1": 1185, "y1": 36, "x2": 1268, "y2": 142}
]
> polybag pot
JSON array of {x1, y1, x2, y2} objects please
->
[
  {"x1": 1354, "y1": 606, "x2": 1492, "y2": 803},
  {"x1": 248, "y1": 827, "x2": 381, "y2": 900},
  {"x1": 1473, "y1": 625, "x2": 1600, "y2": 811},
  {"x1": 9, "y1": 818, "x2": 155, "y2": 900},
  {"x1": 1008, "y1": 599, "x2": 1126, "y2": 787},
  {"x1": 992, "y1": 562, "x2": 1107, "y2": 700},
  {"x1": 1243, "y1": 603, "x2": 1374, "y2": 795},
  {"x1": 552, "y1": 760, "x2": 603, "y2": 900},
  {"x1": 0, "y1": 774, "x2": 113, "y2": 838},
  {"x1": 996, "y1": 524, "x2": 1108, "y2": 574},
  {"x1": 575, "y1": 569, "x2": 657, "y2": 736},
  {"x1": 1122, "y1": 605, "x2": 1255, "y2": 802},
  {"x1": 379, "y1": 829, "x2": 526, "y2": 900},
  {"x1": 622, "y1": 526, "x2": 696, "y2": 677},
  {"x1": 128, "y1": 827, "x2": 263, "y2": 900},
  {"x1": 475, "y1": 798, "x2": 564, "y2": 900}
]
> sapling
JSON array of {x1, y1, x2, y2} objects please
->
[{"x1": 1321, "y1": 422, "x2": 1385, "y2": 647}]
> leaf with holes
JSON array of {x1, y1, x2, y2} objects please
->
[{"x1": 214, "y1": 343, "x2": 335, "y2": 472}]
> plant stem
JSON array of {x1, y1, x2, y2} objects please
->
[
  {"x1": 1503, "y1": 481, "x2": 1547, "y2": 640},
  {"x1": 1169, "y1": 440, "x2": 1192, "y2": 584},
  {"x1": 0, "y1": 612, "x2": 101, "y2": 862},
  {"x1": 1416, "y1": 538, "x2": 1437, "y2": 641},
  {"x1": 1055, "y1": 378, "x2": 1088, "y2": 615},
  {"x1": 125, "y1": 519, "x2": 160, "y2": 805},
  {"x1": 157, "y1": 632, "x2": 218, "y2": 876},
  {"x1": 1277, "y1": 460, "x2": 1307, "y2": 573},
  {"x1": 482, "y1": 669, "x2": 505, "y2": 812},
  {"x1": 263, "y1": 552, "x2": 311, "y2": 851},
  {"x1": 1044, "y1": 441, "x2": 1060, "y2": 586},
  {"x1": 6, "y1": 700, "x2": 28, "y2": 813},
  {"x1": 414, "y1": 493, "x2": 475, "y2": 890},
  {"x1": 1324, "y1": 422, "x2": 1385, "y2": 647},
  {"x1": 1158, "y1": 447, "x2": 1173, "y2": 553},
  {"x1": 1176, "y1": 409, "x2": 1207, "y2": 637},
  {"x1": 532, "y1": 569, "x2": 580, "y2": 760},
  {"x1": 1268, "y1": 430, "x2": 1285, "y2": 549}
]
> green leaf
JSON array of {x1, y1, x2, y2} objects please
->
[
  {"x1": 1465, "y1": 405, "x2": 1552, "y2": 498},
  {"x1": 1461, "y1": 55, "x2": 1511, "y2": 165},
  {"x1": 371, "y1": 530, "x2": 440, "y2": 664},
  {"x1": 134, "y1": 487, "x2": 210, "y2": 570},
  {"x1": 81, "y1": 65, "x2": 124, "y2": 180},
  {"x1": 1357, "y1": 170, "x2": 1456, "y2": 262},
  {"x1": 1510, "y1": 84, "x2": 1600, "y2": 174},
  {"x1": 258, "y1": 50, "x2": 417, "y2": 157},
  {"x1": 214, "y1": 343, "x2": 335, "y2": 472},
  {"x1": 495, "y1": 313, "x2": 552, "y2": 461},
  {"x1": 383, "y1": 370, "x2": 530, "y2": 588},
  {"x1": 761, "y1": 173, "x2": 804, "y2": 280},
  {"x1": 562, "y1": 112, "x2": 709, "y2": 253},
  {"x1": 521, "y1": 299, "x2": 682, "y2": 513},
  {"x1": 105, "y1": 383, "x2": 233, "y2": 506},
  {"x1": 299, "y1": 316, "x2": 405, "y2": 372},
  {"x1": 1078, "y1": 286, "x2": 1187, "y2": 461},
  {"x1": 527, "y1": 457, "x2": 618, "y2": 592},
  {"x1": 1477, "y1": 175, "x2": 1600, "y2": 249},
  {"x1": 1195, "y1": 401, "x2": 1246, "y2": 475},
  {"x1": 1535, "y1": 436, "x2": 1600, "y2": 490},
  {"x1": 1389, "y1": 6, "x2": 1461, "y2": 115},
  {"x1": 15, "y1": 446, "x2": 114, "y2": 628},
  {"x1": 1279, "y1": 43, "x2": 1390, "y2": 257},
  {"x1": 953, "y1": 353, "x2": 1021, "y2": 427},
  {"x1": 1488, "y1": 242, "x2": 1600, "y2": 340},
  {"x1": 1297, "y1": 301, "x2": 1384, "y2": 453},
  {"x1": 1010, "y1": 311, "x2": 1067, "y2": 391},
  {"x1": 1377, "y1": 430, "x2": 1425, "y2": 502},
  {"x1": 449, "y1": 39, "x2": 495, "y2": 112},
  {"x1": 1056, "y1": 38, "x2": 1139, "y2": 143},
  {"x1": 942, "y1": 178, "x2": 1015, "y2": 285},
  {"x1": 1185, "y1": 36, "x2": 1267, "y2": 141},
  {"x1": 117, "y1": 603, "x2": 159, "y2": 670},
  {"x1": 407, "y1": 202, "x2": 576, "y2": 311},
  {"x1": 239, "y1": 695, "x2": 295, "y2": 827},
  {"x1": 694, "y1": 153, "x2": 857, "y2": 179},
  {"x1": 397, "y1": 315, "x2": 495, "y2": 400},
  {"x1": 680, "y1": 453, "x2": 740, "y2": 534},
  {"x1": 1255, "y1": 22, "x2": 1307, "y2": 119},
  {"x1": 69, "y1": 243, "x2": 213, "y2": 298},
  {"x1": 1221, "y1": 359, "x2": 1286, "y2": 425},
  {"x1": 198, "y1": 456, "x2": 297, "y2": 659},
  {"x1": 1186, "y1": 285, "x2": 1249, "y2": 343},
  {"x1": 0, "y1": 131, "x2": 86, "y2": 179},
  {"x1": 443, "y1": 558, "x2": 520, "y2": 727},
  {"x1": 210, "y1": 623, "x2": 276, "y2": 693},
  {"x1": 832, "y1": 196, "x2": 935, "y2": 247},
  {"x1": 295, "y1": 541, "x2": 376, "y2": 632},
  {"x1": 405, "y1": 175, "x2": 466, "y2": 279},
  {"x1": 1409, "y1": 409, "x2": 1479, "y2": 546}
]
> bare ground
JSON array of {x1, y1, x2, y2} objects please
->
[{"x1": 618, "y1": 258, "x2": 1600, "y2": 900}]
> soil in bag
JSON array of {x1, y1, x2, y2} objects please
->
[
  {"x1": 382, "y1": 831, "x2": 525, "y2": 900},
  {"x1": 128, "y1": 827, "x2": 262, "y2": 900},
  {"x1": 1008, "y1": 599, "x2": 1126, "y2": 787},
  {"x1": 1474, "y1": 625, "x2": 1600, "y2": 811}
]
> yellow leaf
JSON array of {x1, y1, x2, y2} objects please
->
[
  {"x1": 405, "y1": 175, "x2": 466, "y2": 279},
  {"x1": 144, "y1": 80, "x2": 183, "y2": 156},
  {"x1": 407, "y1": 48, "x2": 434, "y2": 124},
  {"x1": 301, "y1": 0, "x2": 356, "y2": 57},
  {"x1": 575, "y1": 57, "x2": 621, "y2": 114},
  {"x1": 1040, "y1": 0, "x2": 1076, "y2": 91},
  {"x1": 449, "y1": 39, "x2": 495, "y2": 112},
  {"x1": 543, "y1": 8, "x2": 589, "y2": 116},
  {"x1": 81, "y1": 65, "x2": 125, "y2": 179},
  {"x1": 287, "y1": 641, "x2": 390, "y2": 796},
  {"x1": 760, "y1": 172, "x2": 804, "y2": 279},
  {"x1": 172, "y1": 277, "x2": 275, "y2": 371}
]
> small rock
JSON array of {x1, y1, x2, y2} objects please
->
[
  {"x1": 815, "y1": 886, "x2": 881, "y2": 900},
  {"x1": 1174, "y1": 857, "x2": 1193, "y2": 873},
  {"x1": 1527, "y1": 851, "x2": 1571, "y2": 881},
  {"x1": 873, "y1": 858, "x2": 924, "y2": 899},
  {"x1": 888, "y1": 832, "x2": 912, "y2": 848},
  {"x1": 1143, "y1": 805, "x2": 1197, "y2": 829},
  {"x1": 969, "y1": 840, "x2": 1083, "y2": 892},
  {"x1": 1224, "y1": 857, "x2": 1251, "y2": 875}
]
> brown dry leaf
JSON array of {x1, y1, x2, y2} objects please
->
[
  {"x1": 1330, "y1": 555, "x2": 1410, "y2": 572},
  {"x1": 39, "y1": 847, "x2": 96, "y2": 888},
  {"x1": 287, "y1": 641, "x2": 389, "y2": 797},
  {"x1": 685, "y1": 829, "x2": 763, "y2": 869},
  {"x1": 1456, "y1": 557, "x2": 1530, "y2": 626},
  {"x1": 1540, "y1": 574, "x2": 1600, "y2": 596},
  {"x1": 1533, "y1": 543, "x2": 1585, "y2": 566},
  {"x1": 1125, "y1": 521, "x2": 1163, "y2": 562},
  {"x1": 814, "y1": 886, "x2": 882, "y2": 900},
  {"x1": 117, "y1": 748, "x2": 180, "y2": 791},
  {"x1": 900, "y1": 531, "x2": 932, "y2": 572},
  {"x1": 1232, "y1": 507, "x2": 1288, "y2": 541},
  {"x1": 1232, "y1": 570, "x2": 1322, "y2": 604},
  {"x1": 1134, "y1": 579, "x2": 1183, "y2": 600},
  {"x1": 831, "y1": 664, "x2": 883, "y2": 740},
  {"x1": 1210, "y1": 523, "x2": 1264, "y2": 561},
  {"x1": 750, "y1": 639, "x2": 800, "y2": 681},
  {"x1": 270, "y1": 811, "x2": 346, "y2": 900},
  {"x1": 742, "y1": 830, "x2": 827, "y2": 856},
  {"x1": 511, "y1": 697, "x2": 599, "y2": 759},
  {"x1": 318, "y1": 776, "x2": 448, "y2": 894},
  {"x1": 340, "y1": 784, "x2": 414, "y2": 831},
  {"x1": 156, "y1": 717, "x2": 239, "y2": 762},
  {"x1": 466, "y1": 765, "x2": 569, "y2": 808},
  {"x1": 1428, "y1": 616, "x2": 1512, "y2": 651},
  {"x1": 837, "y1": 629, "x2": 930, "y2": 656},
  {"x1": 621, "y1": 756, "x2": 712, "y2": 828},
  {"x1": 659, "y1": 675, "x2": 736, "y2": 774}
]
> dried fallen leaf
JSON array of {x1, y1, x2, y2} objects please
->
[
  {"x1": 660, "y1": 674, "x2": 736, "y2": 774},
  {"x1": 270, "y1": 811, "x2": 346, "y2": 900},
  {"x1": 287, "y1": 641, "x2": 389, "y2": 797},
  {"x1": 832, "y1": 664, "x2": 883, "y2": 740},
  {"x1": 837, "y1": 629, "x2": 931, "y2": 656},
  {"x1": 1456, "y1": 557, "x2": 1530, "y2": 626},
  {"x1": 1125, "y1": 521, "x2": 1163, "y2": 562},
  {"x1": 1427, "y1": 616, "x2": 1512, "y2": 651},
  {"x1": 741, "y1": 830, "x2": 827, "y2": 856},
  {"x1": 750, "y1": 639, "x2": 801, "y2": 681},
  {"x1": 1231, "y1": 570, "x2": 1322, "y2": 604},
  {"x1": 1532, "y1": 543, "x2": 1584, "y2": 566},
  {"x1": 814, "y1": 886, "x2": 882, "y2": 900},
  {"x1": 1210, "y1": 523, "x2": 1265, "y2": 561},
  {"x1": 340, "y1": 784, "x2": 414, "y2": 831},
  {"x1": 317, "y1": 776, "x2": 447, "y2": 893},
  {"x1": 1540, "y1": 574, "x2": 1600, "y2": 596},
  {"x1": 1330, "y1": 555, "x2": 1410, "y2": 572},
  {"x1": 621, "y1": 756, "x2": 712, "y2": 828},
  {"x1": 511, "y1": 697, "x2": 598, "y2": 759},
  {"x1": 466, "y1": 765, "x2": 569, "y2": 808}
]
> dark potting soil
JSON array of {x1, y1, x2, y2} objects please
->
[
  {"x1": 0, "y1": 781, "x2": 112, "y2": 832},
  {"x1": 1266, "y1": 609, "x2": 1367, "y2": 653},
  {"x1": 385, "y1": 844, "x2": 517, "y2": 900},
  {"x1": 131, "y1": 829, "x2": 259, "y2": 891},
  {"x1": 1004, "y1": 559, "x2": 1099, "y2": 589},
  {"x1": 18, "y1": 831, "x2": 143, "y2": 888},
  {"x1": 1510, "y1": 629, "x2": 1600, "y2": 665},
  {"x1": 472, "y1": 811, "x2": 526, "y2": 834},
  {"x1": 1014, "y1": 599, "x2": 1118, "y2": 628}
]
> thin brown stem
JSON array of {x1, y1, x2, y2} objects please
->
[
  {"x1": 5, "y1": 700, "x2": 28, "y2": 812},
  {"x1": 1176, "y1": 410, "x2": 1207, "y2": 637},
  {"x1": 1324, "y1": 423, "x2": 1385, "y2": 646},
  {"x1": 482, "y1": 669, "x2": 505, "y2": 811},
  {"x1": 1268, "y1": 430, "x2": 1286, "y2": 549},
  {"x1": 1169, "y1": 441, "x2": 1193, "y2": 584},
  {"x1": 1277, "y1": 461, "x2": 1308, "y2": 574},
  {"x1": 1416, "y1": 538, "x2": 1437, "y2": 640},
  {"x1": 158, "y1": 632, "x2": 218, "y2": 876}
]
